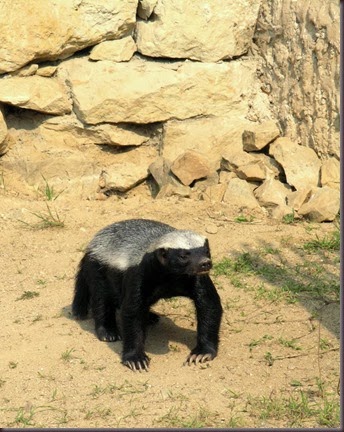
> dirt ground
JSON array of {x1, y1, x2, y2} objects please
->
[{"x1": 0, "y1": 184, "x2": 340, "y2": 428}]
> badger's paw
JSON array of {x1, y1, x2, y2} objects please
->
[
  {"x1": 96, "y1": 326, "x2": 122, "y2": 342},
  {"x1": 184, "y1": 348, "x2": 216, "y2": 366},
  {"x1": 122, "y1": 352, "x2": 150, "y2": 372}
]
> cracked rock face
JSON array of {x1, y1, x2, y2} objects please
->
[{"x1": 136, "y1": 0, "x2": 262, "y2": 61}]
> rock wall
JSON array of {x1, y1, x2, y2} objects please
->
[
  {"x1": 0, "y1": 0, "x2": 340, "y2": 221},
  {"x1": 254, "y1": 0, "x2": 340, "y2": 158}
]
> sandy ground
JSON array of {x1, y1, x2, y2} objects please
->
[{"x1": 0, "y1": 186, "x2": 340, "y2": 428}]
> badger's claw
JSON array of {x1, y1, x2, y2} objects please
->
[
  {"x1": 184, "y1": 352, "x2": 214, "y2": 366},
  {"x1": 122, "y1": 354, "x2": 150, "y2": 372}
]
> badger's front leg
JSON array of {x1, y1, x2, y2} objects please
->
[
  {"x1": 120, "y1": 276, "x2": 150, "y2": 372},
  {"x1": 185, "y1": 274, "x2": 223, "y2": 366}
]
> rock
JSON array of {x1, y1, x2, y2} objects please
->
[
  {"x1": 170, "y1": 151, "x2": 212, "y2": 186},
  {"x1": 287, "y1": 188, "x2": 313, "y2": 211},
  {"x1": 252, "y1": 153, "x2": 282, "y2": 179},
  {"x1": 269, "y1": 138, "x2": 321, "y2": 190},
  {"x1": 42, "y1": 114, "x2": 152, "y2": 146},
  {"x1": 254, "y1": 178, "x2": 292, "y2": 218},
  {"x1": 89, "y1": 37, "x2": 136, "y2": 62},
  {"x1": 0, "y1": 107, "x2": 8, "y2": 155},
  {"x1": 320, "y1": 158, "x2": 340, "y2": 190},
  {"x1": 223, "y1": 178, "x2": 260, "y2": 210},
  {"x1": 0, "y1": 0, "x2": 137, "y2": 73},
  {"x1": 90, "y1": 124, "x2": 151, "y2": 146},
  {"x1": 298, "y1": 187, "x2": 340, "y2": 222},
  {"x1": 235, "y1": 160, "x2": 267, "y2": 182},
  {"x1": 201, "y1": 183, "x2": 227, "y2": 204},
  {"x1": 163, "y1": 117, "x2": 257, "y2": 171},
  {"x1": 242, "y1": 120, "x2": 280, "y2": 151},
  {"x1": 0, "y1": 76, "x2": 72, "y2": 115},
  {"x1": 156, "y1": 179, "x2": 191, "y2": 199},
  {"x1": 222, "y1": 149, "x2": 268, "y2": 180},
  {"x1": 98, "y1": 146, "x2": 158, "y2": 193},
  {"x1": 137, "y1": 0, "x2": 158, "y2": 20},
  {"x1": 12, "y1": 64, "x2": 39, "y2": 77},
  {"x1": 148, "y1": 157, "x2": 171, "y2": 190},
  {"x1": 221, "y1": 149, "x2": 256, "y2": 171},
  {"x1": 136, "y1": 0, "x2": 261, "y2": 61},
  {"x1": 60, "y1": 56, "x2": 259, "y2": 124},
  {"x1": 36, "y1": 66, "x2": 57, "y2": 77},
  {"x1": 205, "y1": 224, "x2": 218, "y2": 235},
  {"x1": 219, "y1": 171, "x2": 238, "y2": 184}
]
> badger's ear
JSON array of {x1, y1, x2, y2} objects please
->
[{"x1": 156, "y1": 248, "x2": 168, "y2": 266}]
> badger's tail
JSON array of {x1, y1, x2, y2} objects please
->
[{"x1": 72, "y1": 255, "x2": 90, "y2": 320}]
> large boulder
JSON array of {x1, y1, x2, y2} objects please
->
[
  {"x1": 269, "y1": 137, "x2": 321, "y2": 190},
  {"x1": 298, "y1": 187, "x2": 340, "y2": 222},
  {"x1": 136, "y1": 0, "x2": 261, "y2": 61},
  {"x1": 60, "y1": 57, "x2": 259, "y2": 124},
  {"x1": 163, "y1": 116, "x2": 257, "y2": 170},
  {"x1": 0, "y1": 0, "x2": 137, "y2": 73},
  {"x1": 170, "y1": 151, "x2": 212, "y2": 186}
]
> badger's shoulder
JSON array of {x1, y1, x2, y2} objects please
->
[{"x1": 87, "y1": 219, "x2": 175, "y2": 270}]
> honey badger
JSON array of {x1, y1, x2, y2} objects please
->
[{"x1": 72, "y1": 219, "x2": 223, "y2": 371}]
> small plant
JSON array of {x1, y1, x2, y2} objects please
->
[
  {"x1": 41, "y1": 174, "x2": 64, "y2": 201},
  {"x1": 303, "y1": 230, "x2": 340, "y2": 252},
  {"x1": 36, "y1": 279, "x2": 47, "y2": 286},
  {"x1": 278, "y1": 337, "x2": 302, "y2": 351},
  {"x1": 60, "y1": 348, "x2": 76, "y2": 362},
  {"x1": 248, "y1": 335, "x2": 274, "y2": 352},
  {"x1": 234, "y1": 214, "x2": 254, "y2": 223},
  {"x1": 14, "y1": 406, "x2": 35, "y2": 426},
  {"x1": 9, "y1": 361, "x2": 18, "y2": 369},
  {"x1": 264, "y1": 351, "x2": 275, "y2": 366},
  {"x1": 19, "y1": 203, "x2": 65, "y2": 229},
  {"x1": 282, "y1": 210, "x2": 296, "y2": 224},
  {"x1": 16, "y1": 291, "x2": 40, "y2": 301}
]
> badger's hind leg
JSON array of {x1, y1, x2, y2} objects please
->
[
  {"x1": 72, "y1": 255, "x2": 91, "y2": 320},
  {"x1": 85, "y1": 258, "x2": 122, "y2": 342}
]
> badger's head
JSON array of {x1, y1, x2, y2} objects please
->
[{"x1": 148, "y1": 230, "x2": 212, "y2": 275}]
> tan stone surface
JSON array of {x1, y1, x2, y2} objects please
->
[
  {"x1": 269, "y1": 138, "x2": 321, "y2": 190},
  {"x1": 163, "y1": 117, "x2": 258, "y2": 171},
  {"x1": 137, "y1": 0, "x2": 158, "y2": 20},
  {"x1": 136, "y1": 0, "x2": 261, "y2": 61},
  {"x1": 0, "y1": 76, "x2": 72, "y2": 115},
  {"x1": 60, "y1": 57, "x2": 258, "y2": 124},
  {"x1": 242, "y1": 120, "x2": 280, "y2": 152},
  {"x1": 223, "y1": 177, "x2": 260, "y2": 211},
  {"x1": 171, "y1": 151, "x2": 212, "y2": 186},
  {"x1": 89, "y1": 37, "x2": 137, "y2": 62},
  {"x1": 298, "y1": 186, "x2": 340, "y2": 222},
  {"x1": 0, "y1": 0, "x2": 137, "y2": 73},
  {"x1": 320, "y1": 158, "x2": 340, "y2": 190},
  {"x1": 255, "y1": 0, "x2": 340, "y2": 157}
]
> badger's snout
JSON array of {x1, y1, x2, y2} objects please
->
[{"x1": 197, "y1": 257, "x2": 212, "y2": 273}]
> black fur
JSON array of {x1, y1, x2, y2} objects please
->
[{"x1": 72, "y1": 219, "x2": 223, "y2": 371}]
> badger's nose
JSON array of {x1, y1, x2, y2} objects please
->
[{"x1": 199, "y1": 258, "x2": 212, "y2": 273}]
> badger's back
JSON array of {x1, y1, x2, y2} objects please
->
[{"x1": 87, "y1": 219, "x2": 176, "y2": 271}]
